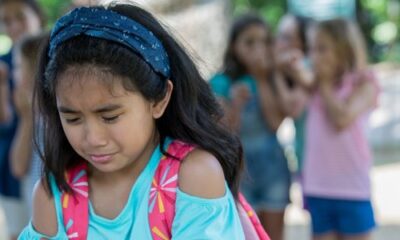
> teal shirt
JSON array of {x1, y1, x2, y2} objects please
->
[
  {"x1": 19, "y1": 139, "x2": 244, "y2": 239},
  {"x1": 294, "y1": 111, "x2": 307, "y2": 172}
]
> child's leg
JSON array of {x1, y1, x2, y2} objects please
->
[
  {"x1": 341, "y1": 233, "x2": 372, "y2": 240},
  {"x1": 313, "y1": 232, "x2": 339, "y2": 240},
  {"x1": 258, "y1": 210, "x2": 285, "y2": 240}
]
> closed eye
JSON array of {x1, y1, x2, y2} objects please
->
[
  {"x1": 102, "y1": 115, "x2": 120, "y2": 123},
  {"x1": 65, "y1": 117, "x2": 81, "y2": 124}
]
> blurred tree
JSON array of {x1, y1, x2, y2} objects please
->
[
  {"x1": 232, "y1": 0, "x2": 287, "y2": 29},
  {"x1": 232, "y1": 0, "x2": 399, "y2": 63},
  {"x1": 38, "y1": 0, "x2": 72, "y2": 29}
]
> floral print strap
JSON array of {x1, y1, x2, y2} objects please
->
[
  {"x1": 148, "y1": 140, "x2": 195, "y2": 240},
  {"x1": 61, "y1": 163, "x2": 89, "y2": 240}
]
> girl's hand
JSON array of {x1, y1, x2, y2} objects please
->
[
  {"x1": 230, "y1": 83, "x2": 251, "y2": 109},
  {"x1": 276, "y1": 49, "x2": 302, "y2": 73}
]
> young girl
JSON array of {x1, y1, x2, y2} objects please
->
[
  {"x1": 210, "y1": 14, "x2": 292, "y2": 240},
  {"x1": 304, "y1": 19, "x2": 379, "y2": 240},
  {"x1": 10, "y1": 33, "x2": 48, "y2": 214},
  {"x1": 0, "y1": 0, "x2": 44, "y2": 239},
  {"x1": 275, "y1": 14, "x2": 312, "y2": 175},
  {"x1": 18, "y1": 3, "x2": 246, "y2": 239}
]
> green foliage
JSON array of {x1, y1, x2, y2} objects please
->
[
  {"x1": 38, "y1": 0, "x2": 72, "y2": 29},
  {"x1": 232, "y1": 0, "x2": 400, "y2": 63},
  {"x1": 232, "y1": 0, "x2": 287, "y2": 29}
]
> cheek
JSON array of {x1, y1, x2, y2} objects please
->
[{"x1": 61, "y1": 123, "x2": 82, "y2": 151}]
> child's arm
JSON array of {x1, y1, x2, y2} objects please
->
[
  {"x1": 179, "y1": 149, "x2": 225, "y2": 198},
  {"x1": 32, "y1": 180, "x2": 58, "y2": 236},
  {"x1": 257, "y1": 77, "x2": 285, "y2": 131},
  {"x1": 10, "y1": 84, "x2": 34, "y2": 178},
  {"x1": 228, "y1": 83, "x2": 251, "y2": 131},
  {"x1": 320, "y1": 72, "x2": 377, "y2": 131},
  {"x1": 0, "y1": 62, "x2": 11, "y2": 123}
]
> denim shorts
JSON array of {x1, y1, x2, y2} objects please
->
[
  {"x1": 240, "y1": 138, "x2": 291, "y2": 212},
  {"x1": 306, "y1": 196, "x2": 376, "y2": 235}
]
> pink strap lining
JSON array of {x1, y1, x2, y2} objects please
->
[{"x1": 238, "y1": 193, "x2": 271, "y2": 240}]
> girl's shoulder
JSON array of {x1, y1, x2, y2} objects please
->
[
  {"x1": 178, "y1": 148, "x2": 226, "y2": 198},
  {"x1": 31, "y1": 178, "x2": 59, "y2": 237}
]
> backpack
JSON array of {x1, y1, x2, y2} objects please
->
[{"x1": 61, "y1": 140, "x2": 270, "y2": 240}]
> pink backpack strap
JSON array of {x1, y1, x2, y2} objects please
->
[
  {"x1": 148, "y1": 140, "x2": 195, "y2": 240},
  {"x1": 61, "y1": 163, "x2": 89, "y2": 240},
  {"x1": 238, "y1": 193, "x2": 270, "y2": 240}
]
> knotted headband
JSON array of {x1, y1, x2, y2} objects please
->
[{"x1": 49, "y1": 7, "x2": 170, "y2": 78}]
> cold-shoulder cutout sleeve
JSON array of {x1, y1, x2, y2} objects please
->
[
  {"x1": 173, "y1": 149, "x2": 244, "y2": 239},
  {"x1": 172, "y1": 184, "x2": 244, "y2": 239},
  {"x1": 18, "y1": 177, "x2": 68, "y2": 240}
]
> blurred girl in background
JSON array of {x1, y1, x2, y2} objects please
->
[
  {"x1": 210, "y1": 13, "x2": 296, "y2": 240},
  {"x1": 304, "y1": 19, "x2": 379, "y2": 240}
]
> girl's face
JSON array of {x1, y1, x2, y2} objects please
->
[
  {"x1": 56, "y1": 66, "x2": 171, "y2": 174},
  {"x1": 308, "y1": 28, "x2": 340, "y2": 80},
  {"x1": 0, "y1": 2, "x2": 41, "y2": 43},
  {"x1": 234, "y1": 24, "x2": 272, "y2": 74},
  {"x1": 276, "y1": 15, "x2": 302, "y2": 51}
]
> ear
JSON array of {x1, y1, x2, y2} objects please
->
[{"x1": 151, "y1": 80, "x2": 173, "y2": 119}]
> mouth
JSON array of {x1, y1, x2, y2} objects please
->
[{"x1": 89, "y1": 153, "x2": 115, "y2": 164}]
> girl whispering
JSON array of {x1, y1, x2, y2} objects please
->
[
  {"x1": 210, "y1": 13, "x2": 294, "y2": 240},
  {"x1": 17, "y1": 3, "x2": 259, "y2": 240},
  {"x1": 304, "y1": 19, "x2": 379, "y2": 240}
]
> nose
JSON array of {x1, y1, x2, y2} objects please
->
[{"x1": 83, "y1": 121, "x2": 108, "y2": 148}]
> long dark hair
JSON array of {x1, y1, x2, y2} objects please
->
[
  {"x1": 222, "y1": 13, "x2": 272, "y2": 81},
  {"x1": 35, "y1": 3, "x2": 243, "y2": 197}
]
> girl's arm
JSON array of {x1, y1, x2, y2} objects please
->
[
  {"x1": 10, "y1": 115, "x2": 33, "y2": 178},
  {"x1": 257, "y1": 76, "x2": 286, "y2": 131},
  {"x1": 228, "y1": 83, "x2": 251, "y2": 131},
  {"x1": 10, "y1": 82, "x2": 34, "y2": 178},
  {"x1": 0, "y1": 62, "x2": 11, "y2": 123},
  {"x1": 32, "y1": 180, "x2": 58, "y2": 236},
  {"x1": 319, "y1": 73, "x2": 377, "y2": 131}
]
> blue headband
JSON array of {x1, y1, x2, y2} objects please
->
[{"x1": 49, "y1": 7, "x2": 170, "y2": 79}]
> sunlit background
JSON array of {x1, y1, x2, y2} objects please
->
[{"x1": 0, "y1": 0, "x2": 399, "y2": 239}]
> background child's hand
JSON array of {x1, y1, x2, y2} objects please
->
[
  {"x1": 275, "y1": 49, "x2": 302, "y2": 72},
  {"x1": 231, "y1": 83, "x2": 251, "y2": 109}
]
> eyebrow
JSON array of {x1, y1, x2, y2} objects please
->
[{"x1": 58, "y1": 104, "x2": 122, "y2": 114}]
